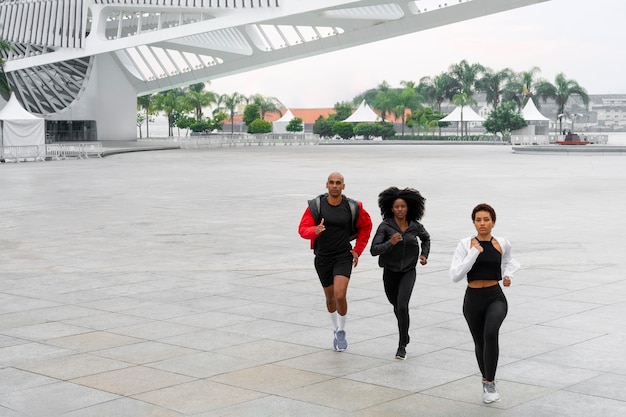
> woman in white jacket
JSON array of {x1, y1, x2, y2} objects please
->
[{"x1": 450, "y1": 203, "x2": 520, "y2": 404}]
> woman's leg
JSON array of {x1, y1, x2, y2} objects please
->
[
  {"x1": 383, "y1": 269, "x2": 400, "y2": 315},
  {"x1": 463, "y1": 288, "x2": 487, "y2": 378},
  {"x1": 396, "y1": 269, "x2": 416, "y2": 347},
  {"x1": 482, "y1": 296, "x2": 508, "y2": 381}
]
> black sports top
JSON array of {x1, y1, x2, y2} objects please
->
[
  {"x1": 467, "y1": 237, "x2": 502, "y2": 282},
  {"x1": 315, "y1": 196, "x2": 352, "y2": 257}
]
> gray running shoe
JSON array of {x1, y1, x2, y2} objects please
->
[
  {"x1": 482, "y1": 381, "x2": 501, "y2": 404},
  {"x1": 334, "y1": 330, "x2": 347, "y2": 351}
]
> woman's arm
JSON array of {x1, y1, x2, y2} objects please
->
[
  {"x1": 370, "y1": 223, "x2": 393, "y2": 256},
  {"x1": 449, "y1": 239, "x2": 480, "y2": 283},
  {"x1": 416, "y1": 223, "x2": 431, "y2": 259},
  {"x1": 500, "y1": 238, "x2": 521, "y2": 278}
]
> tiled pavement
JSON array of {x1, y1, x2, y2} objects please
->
[{"x1": 1, "y1": 143, "x2": 625, "y2": 416}]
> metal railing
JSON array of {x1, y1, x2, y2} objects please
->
[
  {"x1": 0, "y1": 146, "x2": 45, "y2": 162},
  {"x1": 0, "y1": 143, "x2": 103, "y2": 162},
  {"x1": 172, "y1": 133, "x2": 320, "y2": 148},
  {"x1": 46, "y1": 143, "x2": 103, "y2": 160}
]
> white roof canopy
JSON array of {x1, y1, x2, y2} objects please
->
[
  {"x1": 440, "y1": 105, "x2": 485, "y2": 122},
  {"x1": 344, "y1": 100, "x2": 379, "y2": 122},
  {"x1": 521, "y1": 99, "x2": 549, "y2": 121},
  {"x1": 276, "y1": 109, "x2": 295, "y2": 122}
]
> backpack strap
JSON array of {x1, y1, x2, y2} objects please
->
[
  {"x1": 307, "y1": 193, "x2": 325, "y2": 224},
  {"x1": 345, "y1": 197, "x2": 360, "y2": 240}
]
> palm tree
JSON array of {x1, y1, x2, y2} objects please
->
[
  {"x1": 184, "y1": 83, "x2": 217, "y2": 121},
  {"x1": 373, "y1": 88, "x2": 398, "y2": 123},
  {"x1": 418, "y1": 73, "x2": 457, "y2": 111},
  {"x1": 248, "y1": 94, "x2": 285, "y2": 120},
  {"x1": 452, "y1": 92, "x2": 477, "y2": 137},
  {"x1": 153, "y1": 89, "x2": 187, "y2": 137},
  {"x1": 535, "y1": 73, "x2": 589, "y2": 133},
  {"x1": 217, "y1": 92, "x2": 245, "y2": 134},
  {"x1": 395, "y1": 86, "x2": 422, "y2": 136},
  {"x1": 476, "y1": 68, "x2": 513, "y2": 108},
  {"x1": 447, "y1": 59, "x2": 485, "y2": 97},
  {"x1": 0, "y1": 36, "x2": 14, "y2": 100},
  {"x1": 502, "y1": 67, "x2": 542, "y2": 108}
]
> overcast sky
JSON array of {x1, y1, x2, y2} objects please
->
[{"x1": 206, "y1": 0, "x2": 623, "y2": 108}]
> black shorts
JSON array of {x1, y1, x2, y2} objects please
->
[{"x1": 314, "y1": 253, "x2": 353, "y2": 288}]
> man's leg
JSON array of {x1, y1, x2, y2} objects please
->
[{"x1": 331, "y1": 275, "x2": 349, "y2": 351}]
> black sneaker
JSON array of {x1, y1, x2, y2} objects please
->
[{"x1": 395, "y1": 346, "x2": 406, "y2": 360}]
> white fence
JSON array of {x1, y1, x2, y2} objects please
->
[
  {"x1": 172, "y1": 133, "x2": 320, "y2": 148},
  {"x1": 0, "y1": 145, "x2": 44, "y2": 162},
  {"x1": 511, "y1": 134, "x2": 609, "y2": 145},
  {"x1": 46, "y1": 143, "x2": 103, "y2": 160},
  {"x1": 0, "y1": 143, "x2": 103, "y2": 162}
]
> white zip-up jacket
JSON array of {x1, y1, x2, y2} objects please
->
[{"x1": 450, "y1": 235, "x2": 520, "y2": 283}]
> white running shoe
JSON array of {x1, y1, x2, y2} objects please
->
[{"x1": 482, "y1": 381, "x2": 501, "y2": 404}]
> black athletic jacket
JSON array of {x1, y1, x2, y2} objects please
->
[{"x1": 370, "y1": 218, "x2": 431, "y2": 272}]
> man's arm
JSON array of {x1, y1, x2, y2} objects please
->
[
  {"x1": 298, "y1": 208, "x2": 318, "y2": 240},
  {"x1": 352, "y1": 202, "x2": 372, "y2": 256}
]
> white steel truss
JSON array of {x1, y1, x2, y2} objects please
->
[{"x1": 1, "y1": 0, "x2": 550, "y2": 133}]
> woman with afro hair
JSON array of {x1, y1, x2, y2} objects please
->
[{"x1": 370, "y1": 187, "x2": 430, "y2": 360}]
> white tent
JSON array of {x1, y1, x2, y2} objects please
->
[
  {"x1": 440, "y1": 105, "x2": 485, "y2": 122},
  {"x1": 272, "y1": 109, "x2": 295, "y2": 133},
  {"x1": 521, "y1": 99, "x2": 549, "y2": 121},
  {"x1": 0, "y1": 94, "x2": 46, "y2": 158},
  {"x1": 344, "y1": 100, "x2": 379, "y2": 123},
  {"x1": 512, "y1": 99, "x2": 550, "y2": 137}
]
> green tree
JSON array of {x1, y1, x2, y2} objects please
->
[
  {"x1": 333, "y1": 101, "x2": 354, "y2": 121},
  {"x1": 448, "y1": 59, "x2": 485, "y2": 97},
  {"x1": 418, "y1": 73, "x2": 456, "y2": 111},
  {"x1": 189, "y1": 120, "x2": 211, "y2": 133},
  {"x1": 502, "y1": 67, "x2": 542, "y2": 108},
  {"x1": 176, "y1": 116, "x2": 196, "y2": 136},
  {"x1": 153, "y1": 89, "x2": 188, "y2": 136},
  {"x1": 373, "y1": 88, "x2": 399, "y2": 122},
  {"x1": 477, "y1": 68, "x2": 513, "y2": 108},
  {"x1": 313, "y1": 115, "x2": 334, "y2": 138},
  {"x1": 183, "y1": 83, "x2": 216, "y2": 121},
  {"x1": 217, "y1": 92, "x2": 245, "y2": 134},
  {"x1": 372, "y1": 121, "x2": 396, "y2": 140},
  {"x1": 483, "y1": 102, "x2": 527, "y2": 138},
  {"x1": 286, "y1": 117, "x2": 303, "y2": 132},
  {"x1": 243, "y1": 103, "x2": 261, "y2": 126},
  {"x1": 136, "y1": 112, "x2": 146, "y2": 138},
  {"x1": 248, "y1": 94, "x2": 284, "y2": 120},
  {"x1": 394, "y1": 86, "x2": 422, "y2": 135},
  {"x1": 332, "y1": 121, "x2": 354, "y2": 139},
  {"x1": 210, "y1": 112, "x2": 227, "y2": 131},
  {"x1": 0, "y1": 36, "x2": 13, "y2": 100},
  {"x1": 354, "y1": 123, "x2": 375, "y2": 140},
  {"x1": 452, "y1": 92, "x2": 478, "y2": 137},
  {"x1": 534, "y1": 73, "x2": 589, "y2": 133},
  {"x1": 137, "y1": 94, "x2": 155, "y2": 138},
  {"x1": 248, "y1": 118, "x2": 272, "y2": 134}
]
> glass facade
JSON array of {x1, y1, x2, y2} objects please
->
[{"x1": 46, "y1": 120, "x2": 98, "y2": 143}]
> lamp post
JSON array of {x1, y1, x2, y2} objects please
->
[{"x1": 571, "y1": 113, "x2": 582, "y2": 133}]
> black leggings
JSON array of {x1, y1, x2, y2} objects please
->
[
  {"x1": 463, "y1": 285, "x2": 508, "y2": 381},
  {"x1": 383, "y1": 268, "x2": 416, "y2": 347}
]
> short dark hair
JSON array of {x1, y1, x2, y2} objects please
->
[
  {"x1": 378, "y1": 187, "x2": 426, "y2": 221},
  {"x1": 472, "y1": 203, "x2": 496, "y2": 223}
]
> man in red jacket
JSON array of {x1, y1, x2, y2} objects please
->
[{"x1": 298, "y1": 172, "x2": 372, "y2": 351}]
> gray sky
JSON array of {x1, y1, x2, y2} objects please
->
[{"x1": 208, "y1": 0, "x2": 623, "y2": 108}]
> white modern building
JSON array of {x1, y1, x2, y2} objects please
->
[{"x1": 1, "y1": 0, "x2": 549, "y2": 141}]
